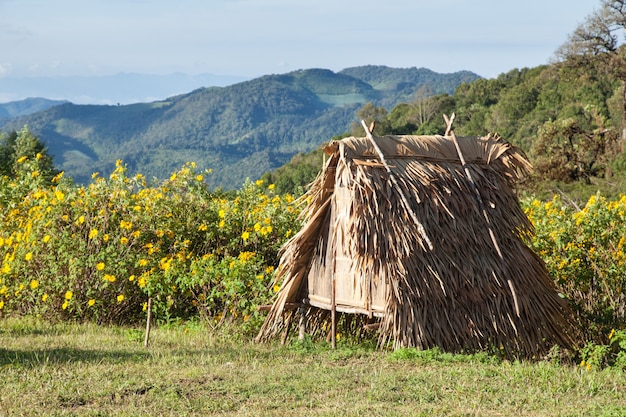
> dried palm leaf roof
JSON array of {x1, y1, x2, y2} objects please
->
[{"x1": 257, "y1": 133, "x2": 578, "y2": 358}]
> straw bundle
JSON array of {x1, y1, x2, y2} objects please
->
[{"x1": 256, "y1": 134, "x2": 578, "y2": 358}]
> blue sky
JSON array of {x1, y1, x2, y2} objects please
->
[{"x1": 0, "y1": 0, "x2": 600, "y2": 80}]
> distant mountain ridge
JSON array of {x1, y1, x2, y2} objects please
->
[
  {"x1": 0, "y1": 66, "x2": 480, "y2": 188},
  {"x1": 0, "y1": 98, "x2": 68, "y2": 119},
  {"x1": 0, "y1": 72, "x2": 250, "y2": 105}
]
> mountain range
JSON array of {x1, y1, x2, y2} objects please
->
[
  {"x1": 0, "y1": 72, "x2": 250, "y2": 105},
  {"x1": 0, "y1": 66, "x2": 480, "y2": 188}
]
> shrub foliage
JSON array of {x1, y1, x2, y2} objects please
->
[{"x1": 0, "y1": 158, "x2": 301, "y2": 324}]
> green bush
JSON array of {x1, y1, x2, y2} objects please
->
[
  {"x1": 0, "y1": 159, "x2": 301, "y2": 324},
  {"x1": 522, "y1": 194, "x2": 626, "y2": 341}
]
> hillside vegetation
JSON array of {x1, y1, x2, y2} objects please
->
[
  {"x1": 270, "y1": 61, "x2": 626, "y2": 203},
  {"x1": 0, "y1": 66, "x2": 479, "y2": 188}
]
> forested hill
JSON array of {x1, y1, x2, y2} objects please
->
[
  {"x1": 0, "y1": 98, "x2": 69, "y2": 120},
  {"x1": 0, "y1": 66, "x2": 479, "y2": 188}
]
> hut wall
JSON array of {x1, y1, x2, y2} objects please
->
[{"x1": 306, "y1": 170, "x2": 386, "y2": 316}]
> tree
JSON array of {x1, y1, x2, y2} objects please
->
[
  {"x1": 0, "y1": 126, "x2": 60, "y2": 183},
  {"x1": 532, "y1": 106, "x2": 620, "y2": 182},
  {"x1": 350, "y1": 102, "x2": 391, "y2": 136},
  {"x1": 556, "y1": 0, "x2": 626, "y2": 141}
]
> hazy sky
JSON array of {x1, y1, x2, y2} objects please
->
[{"x1": 0, "y1": 0, "x2": 600, "y2": 80}]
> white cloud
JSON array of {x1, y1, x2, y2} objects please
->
[{"x1": 0, "y1": 64, "x2": 10, "y2": 77}]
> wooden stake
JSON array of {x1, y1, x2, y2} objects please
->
[
  {"x1": 360, "y1": 119, "x2": 433, "y2": 251},
  {"x1": 144, "y1": 297, "x2": 153, "y2": 347},
  {"x1": 298, "y1": 306, "x2": 306, "y2": 341},
  {"x1": 444, "y1": 113, "x2": 456, "y2": 136},
  {"x1": 331, "y1": 275, "x2": 337, "y2": 349}
]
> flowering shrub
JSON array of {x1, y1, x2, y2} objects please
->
[
  {"x1": 522, "y1": 194, "x2": 626, "y2": 341},
  {"x1": 0, "y1": 159, "x2": 301, "y2": 324}
]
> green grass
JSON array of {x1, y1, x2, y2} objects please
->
[{"x1": 1, "y1": 317, "x2": 625, "y2": 416}]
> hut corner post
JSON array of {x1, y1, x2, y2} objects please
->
[
  {"x1": 331, "y1": 276, "x2": 337, "y2": 349},
  {"x1": 298, "y1": 305, "x2": 306, "y2": 341}
]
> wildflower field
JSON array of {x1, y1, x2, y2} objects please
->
[
  {"x1": 0, "y1": 151, "x2": 625, "y2": 366},
  {"x1": 0, "y1": 158, "x2": 300, "y2": 330}
]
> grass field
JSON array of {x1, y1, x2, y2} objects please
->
[{"x1": 1, "y1": 317, "x2": 625, "y2": 417}]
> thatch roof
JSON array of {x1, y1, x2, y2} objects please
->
[{"x1": 256, "y1": 133, "x2": 578, "y2": 358}]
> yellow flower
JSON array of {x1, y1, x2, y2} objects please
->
[
  {"x1": 254, "y1": 223, "x2": 262, "y2": 232},
  {"x1": 103, "y1": 234, "x2": 109, "y2": 242},
  {"x1": 88, "y1": 299, "x2": 96, "y2": 307},
  {"x1": 29, "y1": 279, "x2": 38, "y2": 289},
  {"x1": 138, "y1": 259, "x2": 149, "y2": 267},
  {"x1": 218, "y1": 220, "x2": 225, "y2": 228},
  {"x1": 17, "y1": 155, "x2": 27, "y2": 163},
  {"x1": 196, "y1": 174, "x2": 203, "y2": 181},
  {"x1": 103, "y1": 274, "x2": 116, "y2": 283},
  {"x1": 25, "y1": 252, "x2": 33, "y2": 261},
  {"x1": 268, "y1": 183, "x2": 275, "y2": 190},
  {"x1": 238, "y1": 251, "x2": 256, "y2": 262},
  {"x1": 128, "y1": 275, "x2": 135, "y2": 282},
  {"x1": 132, "y1": 230, "x2": 141, "y2": 238},
  {"x1": 218, "y1": 209, "x2": 226, "y2": 219},
  {"x1": 120, "y1": 236, "x2": 129, "y2": 245},
  {"x1": 256, "y1": 179, "x2": 264, "y2": 186},
  {"x1": 62, "y1": 301, "x2": 69, "y2": 310},
  {"x1": 198, "y1": 224, "x2": 208, "y2": 231},
  {"x1": 117, "y1": 294, "x2": 124, "y2": 303},
  {"x1": 42, "y1": 293, "x2": 48, "y2": 302},
  {"x1": 0, "y1": 300, "x2": 4, "y2": 310},
  {"x1": 64, "y1": 291, "x2": 73, "y2": 300},
  {"x1": 54, "y1": 190, "x2": 65, "y2": 202},
  {"x1": 273, "y1": 284, "x2": 280, "y2": 293},
  {"x1": 92, "y1": 172, "x2": 99, "y2": 179},
  {"x1": 43, "y1": 234, "x2": 51, "y2": 243},
  {"x1": 609, "y1": 329, "x2": 616, "y2": 340},
  {"x1": 96, "y1": 262, "x2": 105, "y2": 271},
  {"x1": 241, "y1": 231, "x2": 250, "y2": 241},
  {"x1": 142, "y1": 302, "x2": 148, "y2": 311},
  {"x1": 120, "y1": 220, "x2": 133, "y2": 230},
  {"x1": 77, "y1": 215, "x2": 85, "y2": 224},
  {"x1": 88, "y1": 229, "x2": 98, "y2": 239}
]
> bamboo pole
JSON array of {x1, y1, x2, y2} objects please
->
[
  {"x1": 444, "y1": 117, "x2": 521, "y2": 317},
  {"x1": 360, "y1": 119, "x2": 433, "y2": 251}
]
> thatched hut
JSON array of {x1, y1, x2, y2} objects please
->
[{"x1": 256, "y1": 132, "x2": 577, "y2": 357}]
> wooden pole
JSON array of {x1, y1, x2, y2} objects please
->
[
  {"x1": 298, "y1": 305, "x2": 306, "y2": 341},
  {"x1": 360, "y1": 119, "x2": 433, "y2": 251},
  {"x1": 144, "y1": 297, "x2": 153, "y2": 347},
  {"x1": 331, "y1": 276, "x2": 337, "y2": 349}
]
